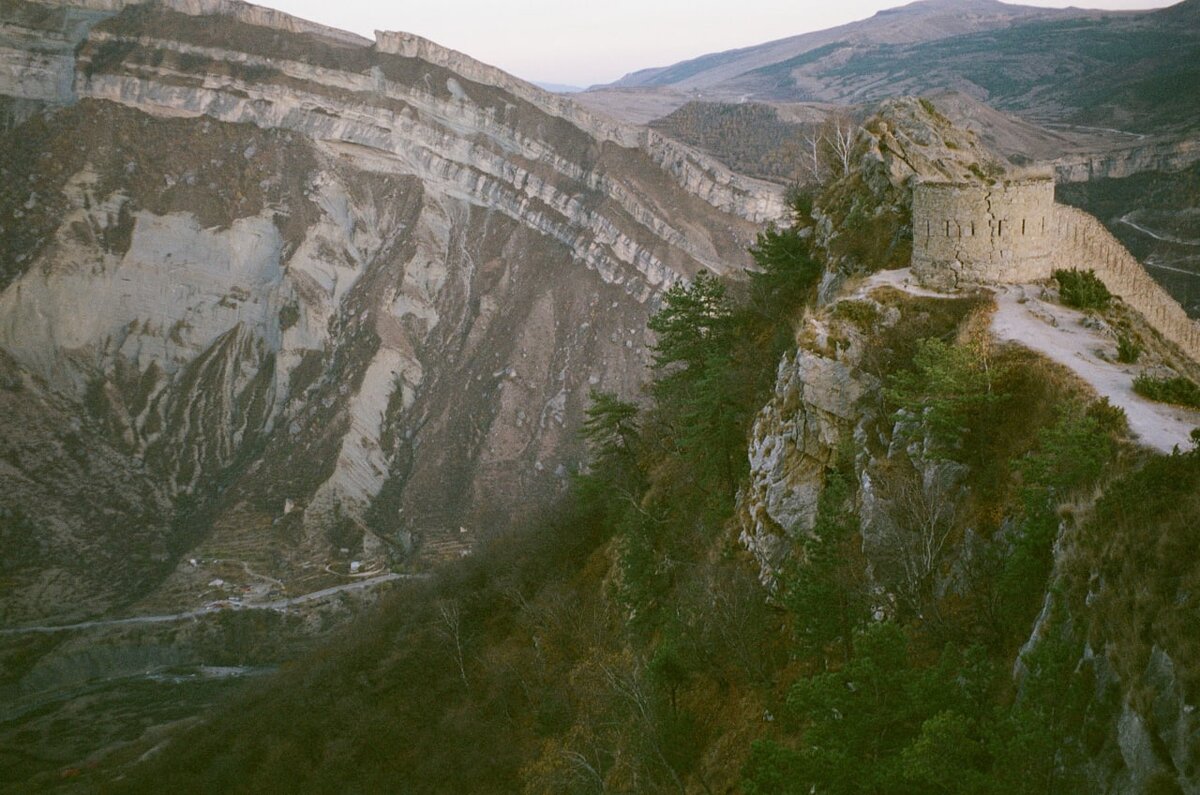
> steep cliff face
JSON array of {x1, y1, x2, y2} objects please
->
[
  {"x1": 740, "y1": 344, "x2": 876, "y2": 579},
  {"x1": 0, "y1": 0, "x2": 786, "y2": 622}
]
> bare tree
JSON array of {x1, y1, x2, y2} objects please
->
[
  {"x1": 800, "y1": 128, "x2": 827, "y2": 184},
  {"x1": 825, "y1": 114, "x2": 858, "y2": 178},
  {"x1": 599, "y1": 661, "x2": 692, "y2": 795},
  {"x1": 868, "y1": 463, "x2": 962, "y2": 620},
  {"x1": 436, "y1": 599, "x2": 471, "y2": 691},
  {"x1": 796, "y1": 112, "x2": 860, "y2": 185}
]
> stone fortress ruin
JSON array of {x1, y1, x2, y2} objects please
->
[{"x1": 911, "y1": 174, "x2": 1200, "y2": 363}]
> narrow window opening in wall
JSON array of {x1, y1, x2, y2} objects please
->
[
  {"x1": 971, "y1": 221, "x2": 975, "y2": 236},
  {"x1": 1022, "y1": 219, "x2": 1026, "y2": 235},
  {"x1": 998, "y1": 220, "x2": 1003, "y2": 237},
  {"x1": 1042, "y1": 217, "x2": 1046, "y2": 233},
  {"x1": 926, "y1": 220, "x2": 930, "y2": 237},
  {"x1": 945, "y1": 220, "x2": 951, "y2": 236},
  {"x1": 956, "y1": 222, "x2": 962, "y2": 238}
]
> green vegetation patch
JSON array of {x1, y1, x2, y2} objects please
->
[
  {"x1": 650, "y1": 102, "x2": 806, "y2": 181},
  {"x1": 1133, "y1": 373, "x2": 1200, "y2": 408},
  {"x1": 1065, "y1": 447, "x2": 1200, "y2": 706},
  {"x1": 1054, "y1": 268, "x2": 1112, "y2": 311},
  {"x1": 832, "y1": 299, "x2": 880, "y2": 332},
  {"x1": 1116, "y1": 333, "x2": 1142, "y2": 364}
]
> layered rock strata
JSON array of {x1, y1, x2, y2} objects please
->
[{"x1": 0, "y1": 0, "x2": 786, "y2": 621}]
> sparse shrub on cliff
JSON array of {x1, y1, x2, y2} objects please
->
[
  {"x1": 1133, "y1": 373, "x2": 1200, "y2": 408},
  {"x1": 1054, "y1": 269, "x2": 1112, "y2": 311},
  {"x1": 81, "y1": 39, "x2": 139, "y2": 79},
  {"x1": 918, "y1": 97, "x2": 949, "y2": 127},
  {"x1": 886, "y1": 337, "x2": 1004, "y2": 455},
  {"x1": 278, "y1": 302, "x2": 300, "y2": 331},
  {"x1": 1086, "y1": 397, "x2": 1130, "y2": 436},
  {"x1": 832, "y1": 299, "x2": 879, "y2": 331},
  {"x1": 1116, "y1": 333, "x2": 1142, "y2": 363}
]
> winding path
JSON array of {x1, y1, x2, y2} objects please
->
[
  {"x1": 1118, "y1": 215, "x2": 1200, "y2": 247},
  {"x1": 0, "y1": 573, "x2": 421, "y2": 636},
  {"x1": 862, "y1": 269, "x2": 1200, "y2": 454}
]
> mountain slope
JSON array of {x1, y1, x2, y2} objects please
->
[
  {"x1": 744, "y1": 1, "x2": 1200, "y2": 132},
  {"x1": 594, "y1": 0, "x2": 1200, "y2": 137},
  {"x1": 610, "y1": 0, "x2": 1079, "y2": 92},
  {"x1": 0, "y1": 0, "x2": 786, "y2": 625},
  {"x1": 93, "y1": 99, "x2": 1200, "y2": 795}
]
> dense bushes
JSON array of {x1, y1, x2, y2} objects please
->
[
  {"x1": 1065, "y1": 446, "x2": 1200, "y2": 701},
  {"x1": 1133, "y1": 373, "x2": 1200, "y2": 408},
  {"x1": 1054, "y1": 268, "x2": 1112, "y2": 311},
  {"x1": 886, "y1": 336, "x2": 1003, "y2": 455},
  {"x1": 1116, "y1": 333, "x2": 1142, "y2": 363},
  {"x1": 745, "y1": 611, "x2": 1095, "y2": 795}
]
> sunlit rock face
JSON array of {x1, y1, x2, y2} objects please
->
[{"x1": 0, "y1": 0, "x2": 786, "y2": 621}]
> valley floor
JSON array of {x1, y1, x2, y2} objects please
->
[{"x1": 0, "y1": 572, "x2": 413, "y2": 636}]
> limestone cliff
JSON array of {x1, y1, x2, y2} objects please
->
[{"x1": 0, "y1": 0, "x2": 786, "y2": 622}]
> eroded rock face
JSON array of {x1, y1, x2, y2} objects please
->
[
  {"x1": 739, "y1": 320, "x2": 878, "y2": 581},
  {"x1": 0, "y1": 0, "x2": 786, "y2": 621},
  {"x1": 0, "y1": 349, "x2": 175, "y2": 623}
]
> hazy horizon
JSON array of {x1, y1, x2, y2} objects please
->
[{"x1": 251, "y1": 0, "x2": 1175, "y2": 86}]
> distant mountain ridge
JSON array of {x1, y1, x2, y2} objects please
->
[
  {"x1": 596, "y1": 0, "x2": 1199, "y2": 136},
  {"x1": 609, "y1": 0, "x2": 1085, "y2": 91}
]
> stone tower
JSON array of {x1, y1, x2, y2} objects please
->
[{"x1": 912, "y1": 177, "x2": 1056, "y2": 289}]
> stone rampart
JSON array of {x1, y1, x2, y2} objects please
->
[
  {"x1": 1053, "y1": 205, "x2": 1200, "y2": 362},
  {"x1": 912, "y1": 178, "x2": 1056, "y2": 288}
]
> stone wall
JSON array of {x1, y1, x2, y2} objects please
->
[
  {"x1": 912, "y1": 178, "x2": 1056, "y2": 288},
  {"x1": 1054, "y1": 205, "x2": 1200, "y2": 362}
]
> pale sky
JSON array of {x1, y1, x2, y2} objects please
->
[{"x1": 256, "y1": 0, "x2": 1176, "y2": 87}]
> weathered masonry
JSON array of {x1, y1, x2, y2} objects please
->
[
  {"x1": 912, "y1": 178, "x2": 1056, "y2": 288},
  {"x1": 911, "y1": 176, "x2": 1200, "y2": 363}
]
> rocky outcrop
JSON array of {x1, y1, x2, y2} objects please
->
[
  {"x1": 0, "y1": 0, "x2": 787, "y2": 622},
  {"x1": 740, "y1": 343, "x2": 875, "y2": 580}
]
